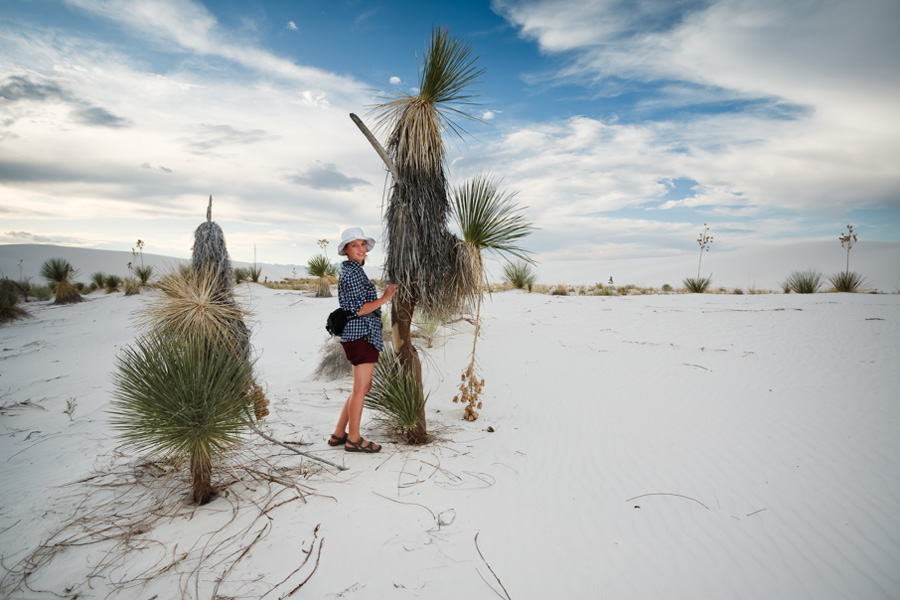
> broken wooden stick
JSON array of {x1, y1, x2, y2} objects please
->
[
  {"x1": 247, "y1": 420, "x2": 348, "y2": 471},
  {"x1": 349, "y1": 113, "x2": 402, "y2": 184}
]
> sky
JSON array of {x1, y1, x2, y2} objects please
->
[{"x1": 1, "y1": 0, "x2": 898, "y2": 273}]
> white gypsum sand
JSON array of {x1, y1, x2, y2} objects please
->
[{"x1": 1, "y1": 284, "x2": 899, "y2": 599}]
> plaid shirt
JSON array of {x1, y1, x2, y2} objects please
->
[{"x1": 338, "y1": 260, "x2": 384, "y2": 351}]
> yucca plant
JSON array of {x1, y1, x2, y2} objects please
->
[
  {"x1": 104, "y1": 274, "x2": 122, "y2": 293},
  {"x1": 828, "y1": 271, "x2": 868, "y2": 293},
  {"x1": 249, "y1": 265, "x2": 262, "y2": 283},
  {"x1": 782, "y1": 269, "x2": 823, "y2": 294},
  {"x1": 90, "y1": 272, "x2": 106, "y2": 292},
  {"x1": 134, "y1": 265, "x2": 154, "y2": 286},
  {"x1": 365, "y1": 347, "x2": 428, "y2": 442},
  {"x1": 234, "y1": 267, "x2": 251, "y2": 284},
  {"x1": 41, "y1": 258, "x2": 84, "y2": 304},
  {"x1": 452, "y1": 172, "x2": 534, "y2": 420},
  {"x1": 110, "y1": 330, "x2": 256, "y2": 504},
  {"x1": 139, "y1": 266, "x2": 252, "y2": 361},
  {"x1": 307, "y1": 254, "x2": 337, "y2": 298},
  {"x1": 682, "y1": 276, "x2": 712, "y2": 293},
  {"x1": 1, "y1": 278, "x2": 29, "y2": 324},
  {"x1": 367, "y1": 26, "x2": 485, "y2": 442},
  {"x1": 503, "y1": 260, "x2": 536, "y2": 291}
]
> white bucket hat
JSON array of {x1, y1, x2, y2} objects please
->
[{"x1": 337, "y1": 227, "x2": 376, "y2": 256}]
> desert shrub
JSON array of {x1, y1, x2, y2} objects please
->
[
  {"x1": 682, "y1": 276, "x2": 712, "y2": 293},
  {"x1": 134, "y1": 265, "x2": 154, "y2": 286},
  {"x1": 1, "y1": 279, "x2": 29, "y2": 324},
  {"x1": 110, "y1": 330, "x2": 256, "y2": 504},
  {"x1": 307, "y1": 255, "x2": 337, "y2": 298},
  {"x1": 31, "y1": 285, "x2": 52, "y2": 301},
  {"x1": 661, "y1": 283, "x2": 673, "y2": 293},
  {"x1": 502, "y1": 260, "x2": 536, "y2": 291},
  {"x1": 618, "y1": 284, "x2": 636, "y2": 296},
  {"x1": 550, "y1": 284, "x2": 569, "y2": 296},
  {"x1": 733, "y1": 288, "x2": 744, "y2": 295},
  {"x1": 234, "y1": 267, "x2": 251, "y2": 284},
  {"x1": 413, "y1": 307, "x2": 442, "y2": 348},
  {"x1": 313, "y1": 337, "x2": 352, "y2": 380},
  {"x1": 123, "y1": 277, "x2": 141, "y2": 296},
  {"x1": 366, "y1": 347, "x2": 428, "y2": 442},
  {"x1": 90, "y1": 272, "x2": 106, "y2": 291},
  {"x1": 11, "y1": 279, "x2": 33, "y2": 302},
  {"x1": 782, "y1": 269, "x2": 823, "y2": 294},
  {"x1": 41, "y1": 258, "x2": 84, "y2": 304},
  {"x1": 249, "y1": 265, "x2": 263, "y2": 283},
  {"x1": 828, "y1": 271, "x2": 868, "y2": 293},
  {"x1": 105, "y1": 274, "x2": 122, "y2": 293}
]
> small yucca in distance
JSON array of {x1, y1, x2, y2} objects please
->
[
  {"x1": 41, "y1": 258, "x2": 84, "y2": 305},
  {"x1": 307, "y1": 254, "x2": 337, "y2": 298}
]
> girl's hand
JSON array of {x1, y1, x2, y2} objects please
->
[{"x1": 383, "y1": 284, "x2": 398, "y2": 301}]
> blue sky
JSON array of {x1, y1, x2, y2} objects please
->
[{"x1": 1, "y1": 0, "x2": 898, "y2": 271}]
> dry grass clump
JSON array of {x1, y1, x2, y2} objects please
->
[
  {"x1": 313, "y1": 337, "x2": 352, "y2": 381},
  {"x1": 123, "y1": 277, "x2": 141, "y2": 296}
]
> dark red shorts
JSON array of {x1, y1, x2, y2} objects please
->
[{"x1": 341, "y1": 338, "x2": 379, "y2": 365}]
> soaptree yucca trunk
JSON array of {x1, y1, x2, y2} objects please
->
[{"x1": 371, "y1": 27, "x2": 484, "y2": 443}]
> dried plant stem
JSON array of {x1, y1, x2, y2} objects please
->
[
  {"x1": 247, "y1": 420, "x2": 348, "y2": 471},
  {"x1": 626, "y1": 492, "x2": 710, "y2": 510},
  {"x1": 475, "y1": 532, "x2": 512, "y2": 600}
]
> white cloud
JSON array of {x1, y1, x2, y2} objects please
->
[
  {"x1": 0, "y1": 16, "x2": 386, "y2": 263},
  {"x1": 482, "y1": 110, "x2": 495, "y2": 120},
  {"x1": 389, "y1": 76, "x2": 401, "y2": 85},
  {"x1": 287, "y1": 21, "x2": 298, "y2": 31}
]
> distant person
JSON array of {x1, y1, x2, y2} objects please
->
[
  {"x1": 609, "y1": 276, "x2": 614, "y2": 285},
  {"x1": 328, "y1": 227, "x2": 397, "y2": 453}
]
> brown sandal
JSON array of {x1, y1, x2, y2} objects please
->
[
  {"x1": 345, "y1": 438, "x2": 381, "y2": 453},
  {"x1": 327, "y1": 433, "x2": 348, "y2": 447}
]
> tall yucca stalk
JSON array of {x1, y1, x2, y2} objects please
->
[
  {"x1": 452, "y1": 173, "x2": 534, "y2": 420},
  {"x1": 40, "y1": 258, "x2": 84, "y2": 305},
  {"x1": 111, "y1": 330, "x2": 255, "y2": 504},
  {"x1": 370, "y1": 27, "x2": 484, "y2": 443}
]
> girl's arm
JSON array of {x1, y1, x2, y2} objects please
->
[{"x1": 357, "y1": 284, "x2": 397, "y2": 316}]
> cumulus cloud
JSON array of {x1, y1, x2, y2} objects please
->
[
  {"x1": 389, "y1": 76, "x2": 401, "y2": 86},
  {"x1": 287, "y1": 21, "x2": 298, "y2": 31}
]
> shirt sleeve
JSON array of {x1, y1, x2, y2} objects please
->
[{"x1": 339, "y1": 265, "x2": 368, "y2": 315}]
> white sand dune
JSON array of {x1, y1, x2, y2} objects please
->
[{"x1": 1, "y1": 279, "x2": 899, "y2": 598}]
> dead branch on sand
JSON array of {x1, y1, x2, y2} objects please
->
[{"x1": 475, "y1": 532, "x2": 512, "y2": 600}]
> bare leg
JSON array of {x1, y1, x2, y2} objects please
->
[{"x1": 334, "y1": 362, "x2": 375, "y2": 442}]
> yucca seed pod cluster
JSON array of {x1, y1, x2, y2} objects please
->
[
  {"x1": 453, "y1": 364, "x2": 484, "y2": 421},
  {"x1": 249, "y1": 385, "x2": 269, "y2": 421}
]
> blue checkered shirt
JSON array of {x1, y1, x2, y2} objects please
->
[{"x1": 338, "y1": 260, "x2": 384, "y2": 351}]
